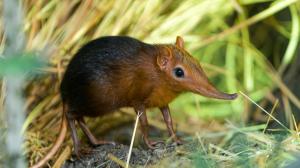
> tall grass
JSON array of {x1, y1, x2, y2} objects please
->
[{"x1": 0, "y1": 0, "x2": 299, "y2": 167}]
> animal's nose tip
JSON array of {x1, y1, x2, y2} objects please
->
[
  {"x1": 216, "y1": 92, "x2": 238, "y2": 100},
  {"x1": 227, "y1": 93, "x2": 238, "y2": 100}
]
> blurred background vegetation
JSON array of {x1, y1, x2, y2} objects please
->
[{"x1": 0, "y1": 0, "x2": 300, "y2": 167}]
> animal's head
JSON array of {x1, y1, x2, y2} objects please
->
[{"x1": 157, "y1": 36, "x2": 237, "y2": 100}]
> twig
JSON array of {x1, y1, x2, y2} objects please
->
[
  {"x1": 52, "y1": 146, "x2": 71, "y2": 168},
  {"x1": 239, "y1": 91, "x2": 289, "y2": 131},
  {"x1": 263, "y1": 99, "x2": 279, "y2": 133},
  {"x1": 196, "y1": 132, "x2": 207, "y2": 155},
  {"x1": 292, "y1": 114, "x2": 299, "y2": 139},
  {"x1": 126, "y1": 111, "x2": 143, "y2": 168},
  {"x1": 143, "y1": 156, "x2": 151, "y2": 168},
  {"x1": 108, "y1": 153, "x2": 127, "y2": 168}
]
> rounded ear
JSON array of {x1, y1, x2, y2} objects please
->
[
  {"x1": 157, "y1": 46, "x2": 172, "y2": 70},
  {"x1": 176, "y1": 36, "x2": 184, "y2": 48}
]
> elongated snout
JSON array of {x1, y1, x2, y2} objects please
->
[
  {"x1": 182, "y1": 54, "x2": 237, "y2": 100},
  {"x1": 195, "y1": 86, "x2": 238, "y2": 100},
  {"x1": 191, "y1": 76, "x2": 238, "y2": 100}
]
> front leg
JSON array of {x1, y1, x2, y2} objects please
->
[
  {"x1": 134, "y1": 106, "x2": 163, "y2": 149},
  {"x1": 160, "y1": 105, "x2": 183, "y2": 145}
]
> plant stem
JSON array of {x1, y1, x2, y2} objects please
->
[
  {"x1": 196, "y1": 0, "x2": 299, "y2": 48},
  {"x1": 2, "y1": 0, "x2": 27, "y2": 167}
]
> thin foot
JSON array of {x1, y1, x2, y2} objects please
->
[
  {"x1": 144, "y1": 137, "x2": 165, "y2": 149},
  {"x1": 78, "y1": 117, "x2": 115, "y2": 146}
]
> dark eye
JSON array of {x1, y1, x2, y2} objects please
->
[{"x1": 174, "y1": 67, "x2": 184, "y2": 78}]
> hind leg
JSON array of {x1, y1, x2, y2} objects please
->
[
  {"x1": 78, "y1": 117, "x2": 115, "y2": 146},
  {"x1": 65, "y1": 113, "x2": 81, "y2": 157}
]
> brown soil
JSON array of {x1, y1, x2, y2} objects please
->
[{"x1": 62, "y1": 143, "x2": 177, "y2": 168}]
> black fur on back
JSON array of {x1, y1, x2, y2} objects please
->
[{"x1": 60, "y1": 36, "x2": 157, "y2": 116}]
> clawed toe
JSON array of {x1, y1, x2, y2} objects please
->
[
  {"x1": 73, "y1": 147, "x2": 92, "y2": 158},
  {"x1": 91, "y1": 140, "x2": 116, "y2": 147},
  {"x1": 145, "y1": 140, "x2": 165, "y2": 149},
  {"x1": 173, "y1": 138, "x2": 184, "y2": 145}
]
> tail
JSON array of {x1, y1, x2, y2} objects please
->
[{"x1": 31, "y1": 105, "x2": 68, "y2": 168}]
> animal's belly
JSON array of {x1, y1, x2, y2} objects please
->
[
  {"x1": 144, "y1": 91, "x2": 178, "y2": 108},
  {"x1": 69, "y1": 102, "x2": 115, "y2": 117}
]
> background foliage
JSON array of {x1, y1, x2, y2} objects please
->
[{"x1": 0, "y1": 0, "x2": 300, "y2": 167}]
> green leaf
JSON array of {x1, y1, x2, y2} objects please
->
[
  {"x1": 0, "y1": 53, "x2": 43, "y2": 76},
  {"x1": 239, "y1": 0, "x2": 274, "y2": 5}
]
